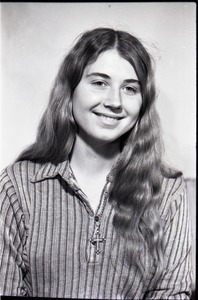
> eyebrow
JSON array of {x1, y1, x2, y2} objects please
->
[{"x1": 86, "y1": 72, "x2": 140, "y2": 85}]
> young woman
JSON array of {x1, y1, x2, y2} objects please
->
[{"x1": 0, "y1": 27, "x2": 192, "y2": 299}]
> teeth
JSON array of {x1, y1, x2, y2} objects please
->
[
  {"x1": 95, "y1": 113, "x2": 121, "y2": 122},
  {"x1": 98, "y1": 114, "x2": 119, "y2": 121}
]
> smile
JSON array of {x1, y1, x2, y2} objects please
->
[{"x1": 93, "y1": 112, "x2": 123, "y2": 122}]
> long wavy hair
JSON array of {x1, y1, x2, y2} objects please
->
[{"x1": 17, "y1": 27, "x2": 181, "y2": 279}]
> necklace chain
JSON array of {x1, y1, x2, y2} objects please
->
[{"x1": 89, "y1": 182, "x2": 109, "y2": 254}]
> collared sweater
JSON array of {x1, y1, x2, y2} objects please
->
[{"x1": 0, "y1": 160, "x2": 192, "y2": 299}]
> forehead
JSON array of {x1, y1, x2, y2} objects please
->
[{"x1": 84, "y1": 49, "x2": 138, "y2": 80}]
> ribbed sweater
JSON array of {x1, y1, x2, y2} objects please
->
[{"x1": 0, "y1": 160, "x2": 192, "y2": 299}]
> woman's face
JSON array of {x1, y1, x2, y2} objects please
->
[{"x1": 72, "y1": 49, "x2": 142, "y2": 146}]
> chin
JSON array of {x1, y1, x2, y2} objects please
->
[{"x1": 94, "y1": 135, "x2": 121, "y2": 144}]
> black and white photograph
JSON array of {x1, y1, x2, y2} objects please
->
[{"x1": 0, "y1": 2, "x2": 196, "y2": 299}]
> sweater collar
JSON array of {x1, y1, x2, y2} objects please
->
[
  {"x1": 31, "y1": 160, "x2": 71, "y2": 183},
  {"x1": 31, "y1": 160, "x2": 115, "y2": 184}
]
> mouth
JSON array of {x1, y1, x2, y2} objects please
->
[{"x1": 93, "y1": 112, "x2": 124, "y2": 122}]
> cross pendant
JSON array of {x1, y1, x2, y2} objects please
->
[{"x1": 90, "y1": 229, "x2": 106, "y2": 255}]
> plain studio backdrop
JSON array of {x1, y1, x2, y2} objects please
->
[{"x1": 0, "y1": 2, "x2": 196, "y2": 178}]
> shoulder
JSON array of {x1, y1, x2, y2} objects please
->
[
  {"x1": 1, "y1": 160, "x2": 41, "y2": 181},
  {"x1": 0, "y1": 160, "x2": 42, "y2": 193},
  {"x1": 0, "y1": 160, "x2": 69, "y2": 188},
  {"x1": 0, "y1": 161, "x2": 44, "y2": 215},
  {"x1": 159, "y1": 175, "x2": 187, "y2": 220},
  {"x1": 161, "y1": 174, "x2": 185, "y2": 200}
]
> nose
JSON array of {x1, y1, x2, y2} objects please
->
[{"x1": 103, "y1": 88, "x2": 122, "y2": 110}]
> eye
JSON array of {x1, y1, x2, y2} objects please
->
[
  {"x1": 91, "y1": 81, "x2": 107, "y2": 88},
  {"x1": 122, "y1": 85, "x2": 139, "y2": 95}
]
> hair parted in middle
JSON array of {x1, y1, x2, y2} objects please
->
[{"x1": 17, "y1": 27, "x2": 181, "y2": 279}]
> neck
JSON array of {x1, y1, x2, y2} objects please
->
[{"x1": 70, "y1": 134, "x2": 120, "y2": 176}]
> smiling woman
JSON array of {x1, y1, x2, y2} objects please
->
[
  {"x1": 72, "y1": 49, "x2": 142, "y2": 145},
  {"x1": 0, "y1": 27, "x2": 193, "y2": 299},
  {"x1": 70, "y1": 49, "x2": 142, "y2": 211}
]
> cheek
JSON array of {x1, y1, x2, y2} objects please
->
[
  {"x1": 72, "y1": 99, "x2": 80, "y2": 115},
  {"x1": 72, "y1": 89, "x2": 83, "y2": 115},
  {"x1": 71, "y1": 97, "x2": 81, "y2": 125},
  {"x1": 126, "y1": 98, "x2": 142, "y2": 118},
  {"x1": 72, "y1": 84, "x2": 92, "y2": 113}
]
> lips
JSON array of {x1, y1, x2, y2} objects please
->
[{"x1": 93, "y1": 112, "x2": 124, "y2": 121}]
